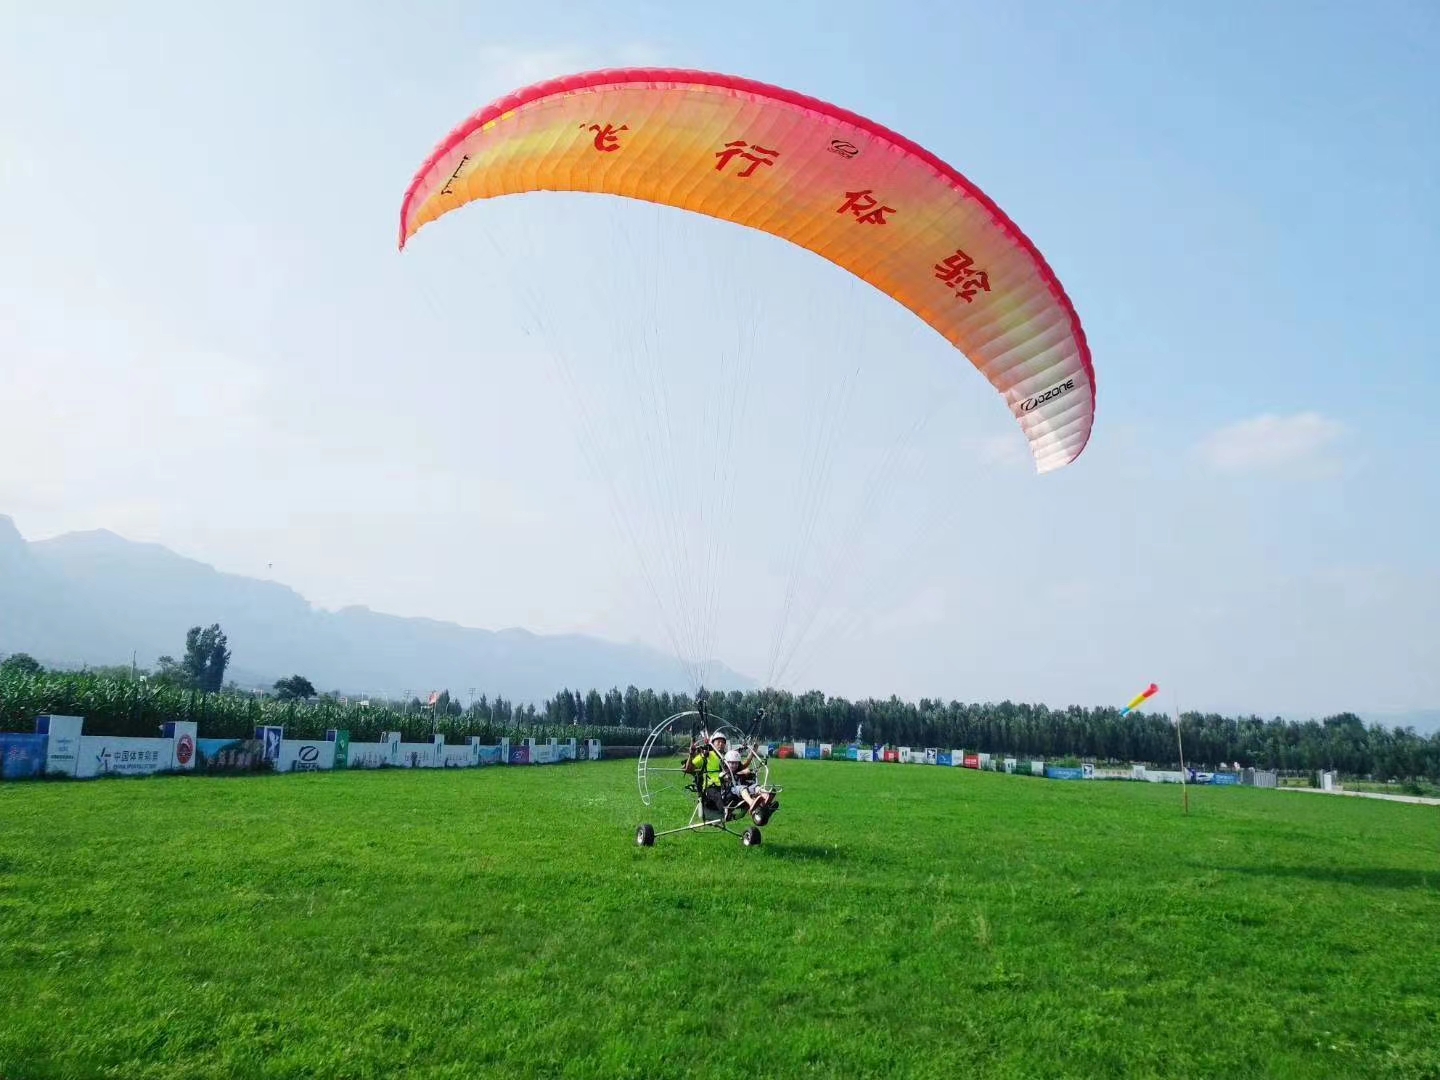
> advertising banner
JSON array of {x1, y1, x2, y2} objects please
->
[
  {"x1": 276, "y1": 740, "x2": 336, "y2": 773},
  {"x1": 509, "y1": 744, "x2": 530, "y2": 765},
  {"x1": 924, "y1": 748, "x2": 938, "y2": 765},
  {"x1": 196, "y1": 738, "x2": 265, "y2": 772},
  {"x1": 804, "y1": 745, "x2": 821, "y2": 760},
  {"x1": 37, "y1": 714, "x2": 84, "y2": 777},
  {"x1": 441, "y1": 744, "x2": 477, "y2": 768},
  {"x1": 1212, "y1": 772, "x2": 1241, "y2": 786},
  {"x1": 76, "y1": 736, "x2": 175, "y2": 778},
  {"x1": 1, "y1": 734, "x2": 49, "y2": 780},
  {"x1": 326, "y1": 729, "x2": 350, "y2": 770},
  {"x1": 162, "y1": 721, "x2": 198, "y2": 771},
  {"x1": 820, "y1": 743, "x2": 833, "y2": 760},
  {"x1": 478, "y1": 745, "x2": 504, "y2": 765},
  {"x1": 1044, "y1": 766, "x2": 1087, "y2": 781},
  {"x1": 347, "y1": 742, "x2": 395, "y2": 769},
  {"x1": 398, "y1": 742, "x2": 438, "y2": 768},
  {"x1": 255, "y1": 726, "x2": 283, "y2": 764},
  {"x1": 937, "y1": 751, "x2": 952, "y2": 766},
  {"x1": 963, "y1": 754, "x2": 979, "y2": 769},
  {"x1": 1138, "y1": 770, "x2": 1184, "y2": 783}
]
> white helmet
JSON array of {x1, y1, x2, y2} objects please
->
[
  {"x1": 709, "y1": 731, "x2": 727, "y2": 745},
  {"x1": 724, "y1": 749, "x2": 742, "y2": 765}
]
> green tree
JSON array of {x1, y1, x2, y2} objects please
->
[
  {"x1": 273, "y1": 675, "x2": 317, "y2": 701},
  {"x1": 181, "y1": 624, "x2": 231, "y2": 693},
  {"x1": 152, "y1": 654, "x2": 187, "y2": 687},
  {"x1": 0, "y1": 653, "x2": 43, "y2": 677}
]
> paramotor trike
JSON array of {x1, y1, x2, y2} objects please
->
[{"x1": 635, "y1": 705, "x2": 782, "y2": 847}]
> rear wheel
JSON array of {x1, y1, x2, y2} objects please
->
[
  {"x1": 636, "y1": 823, "x2": 655, "y2": 847},
  {"x1": 742, "y1": 826, "x2": 762, "y2": 847}
]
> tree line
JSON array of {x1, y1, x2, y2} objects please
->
[
  {"x1": 3, "y1": 645, "x2": 1437, "y2": 780},
  {"x1": 535, "y1": 687, "x2": 1440, "y2": 780}
]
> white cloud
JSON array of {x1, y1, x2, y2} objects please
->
[{"x1": 1194, "y1": 412, "x2": 1344, "y2": 476}]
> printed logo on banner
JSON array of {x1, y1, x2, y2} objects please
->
[
  {"x1": 263, "y1": 727, "x2": 282, "y2": 761},
  {"x1": 284, "y1": 742, "x2": 328, "y2": 773},
  {"x1": 50, "y1": 734, "x2": 77, "y2": 768},
  {"x1": 2, "y1": 734, "x2": 49, "y2": 780},
  {"x1": 86, "y1": 739, "x2": 171, "y2": 777},
  {"x1": 176, "y1": 733, "x2": 195, "y2": 767}
]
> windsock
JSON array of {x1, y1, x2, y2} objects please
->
[{"x1": 1120, "y1": 683, "x2": 1159, "y2": 716}]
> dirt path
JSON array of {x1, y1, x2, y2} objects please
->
[{"x1": 1279, "y1": 786, "x2": 1440, "y2": 807}]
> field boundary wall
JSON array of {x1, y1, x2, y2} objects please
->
[{"x1": 1, "y1": 716, "x2": 603, "y2": 781}]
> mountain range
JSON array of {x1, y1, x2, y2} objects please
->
[
  {"x1": 2, "y1": 515, "x2": 1435, "y2": 733},
  {"x1": 0, "y1": 515, "x2": 751, "y2": 702}
]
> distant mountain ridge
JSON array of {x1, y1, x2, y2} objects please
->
[{"x1": 0, "y1": 515, "x2": 752, "y2": 702}]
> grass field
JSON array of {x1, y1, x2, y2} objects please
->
[{"x1": 2, "y1": 760, "x2": 1437, "y2": 1079}]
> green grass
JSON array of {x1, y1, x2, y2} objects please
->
[{"x1": 2, "y1": 761, "x2": 1437, "y2": 1079}]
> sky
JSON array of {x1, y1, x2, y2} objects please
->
[{"x1": 2, "y1": 0, "x2": 1437, "y2": 719}]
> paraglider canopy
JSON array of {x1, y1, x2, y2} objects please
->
[{"x1": 398, "y1": 67, "x2": 1095, "y2": 473}]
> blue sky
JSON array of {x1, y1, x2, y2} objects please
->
[{"x1": 2, "y1": 1, "x2": 1437, "y2": 719}]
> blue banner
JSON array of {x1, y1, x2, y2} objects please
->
[
  {"x1": 804, "y1": 746, "x2": 821, "y2": 760},
  {"x1": 938, "y1": 752, "x2": 953, "y2": 766},
  {"x1": 1211, "y1": 772, "x2": 1241, "y2": 786},
  {"x1": 196, "y1": 738, "x2": 265, "y2": 772},
  {"x1": 1, "y1": 734, "x2": 49, "y2": 780},
  {"x1": 1044, "y1": 766, "x2": 1087, "y2": 781}
]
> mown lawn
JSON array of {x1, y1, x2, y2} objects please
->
[{"x1": 1, "y1": 759, "x2": 1437, "y2": 1078}]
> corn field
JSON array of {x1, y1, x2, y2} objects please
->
[{"x1": 0, "y1": 671, "x2": 665, "y2": 746}]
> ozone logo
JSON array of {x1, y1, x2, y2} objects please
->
[
  {"x1": 299, "y1": 745, "x2": 320, "y2": 763},
  {"x1": 827, "y1": 139, "x2": 859, "y2": 158},
  {"x1": 1020, "y1": 377, "x2": 1077, "y2": 413}
]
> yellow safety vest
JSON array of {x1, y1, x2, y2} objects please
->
[{"x1": 690, "y1": 749, "x2": 726, "y2": 789}]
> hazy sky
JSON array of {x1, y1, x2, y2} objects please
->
[{"x1": 3, "y1": 1, "x2": 1437, "y2": 718}]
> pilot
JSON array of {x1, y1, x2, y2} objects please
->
[{"x1": 685, "y1": 732, "x2": 730, "y2": 795}]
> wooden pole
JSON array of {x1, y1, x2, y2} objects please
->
[{"x1": 1174, "y1": 694, "x2": 1189, "y2": 816}]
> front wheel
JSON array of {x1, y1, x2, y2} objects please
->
[
  {"x1": 742, "y1": 826, "x2": 762, "y2": 847},
  {"x1": 636, "y1": 823, "x2": 655, "y2": 847}
]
